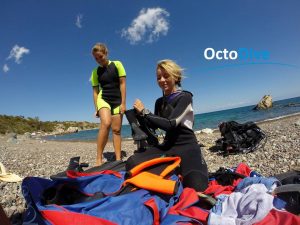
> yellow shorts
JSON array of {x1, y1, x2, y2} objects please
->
[{"x1": 97, "y1": 92, "x2": 120, "y2": 115}]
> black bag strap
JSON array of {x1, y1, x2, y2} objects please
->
[
  {"x1": 273, "y1": 184, "x2": 300, "y2": 214},
  {"x1": 274, "y1": 170, "x2": 300, "y2": 185}
]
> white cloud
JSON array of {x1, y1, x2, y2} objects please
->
[
  {"x1": 75, "y1": 14, "x2": 83, "y2": 28},
  {"x1": 121, "y1": 7, "x2": 170, "y2": 44},
  {"x1": 3, "y1": 64, "x2": 9, "y2": 73},
  {"x1": 7, "y1": 45, "x2": 30, "y2": 64}
]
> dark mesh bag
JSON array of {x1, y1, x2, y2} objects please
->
[{"x1": 218, "y1": 121, "x2": 266, "y2": 155}]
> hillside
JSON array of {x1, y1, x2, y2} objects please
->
[{"x1": 0, "y1": 115, "x2": 98, "y2": 135}]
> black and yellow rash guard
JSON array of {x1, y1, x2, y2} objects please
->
[{"x1": 90, "y1": 60, "x2": 126, "y2": 108}]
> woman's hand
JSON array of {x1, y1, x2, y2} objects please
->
[
  {"x1": 94, "y1": 110, "x2": 99, "y2": 118},
  {"x1": 133, "y1": 99, "x2": 145, "y2": 114},
  {"x1": 120, "y1": 103, "x2": 126, "y2": 114}
]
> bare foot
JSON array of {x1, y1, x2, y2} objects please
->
[{"x1": 96, "y1": 159, "x2": 102, "y2": 167}]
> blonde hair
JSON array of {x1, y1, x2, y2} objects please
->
[
  {"x1": 157, "y1": 59, "x2": 184, "y2": 85},
  {"x1": 92, "y1": 43, "x2": 108, "y2": 55}
]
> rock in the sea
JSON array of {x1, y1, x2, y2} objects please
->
[
  {"x1": 253, "y1": 95, "x2": 273, "y2": 110},
  {"x1": 284, "y1": 103, "x2": 300, "y2": 107}
]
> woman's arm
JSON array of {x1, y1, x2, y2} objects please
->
[
  {"x1": 135, "y1": 93, "x2": 193, "y2": 131},
  {"x1": 147, "y1": 93, "x2": 193, "y2": 131},
  {"x1": 93, "y1": 86, "x2": 99, "y2": 117},
  {"x1": 119, "y1": 77, "x2": 126, "y2": 114}
]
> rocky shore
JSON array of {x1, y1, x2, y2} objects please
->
[{"x1": 1, "y1": 114, "x2": 300, "y2": 224}]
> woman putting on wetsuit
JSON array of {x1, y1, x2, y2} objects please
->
[
  {"x1": 90, "y1": 43, "x2": 126, "y2": 166},
  {"x1": 128, "y1": 59, "x2": 208, "y2": 191}
]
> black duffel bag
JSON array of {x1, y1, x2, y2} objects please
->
[{"x1": 217, "y1": 121, "x2": 266, "y2": 155}]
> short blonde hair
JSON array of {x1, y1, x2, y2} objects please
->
[
  {"x1": 92, "y1": 43, "x2": 108, "y2": 55},
  {"x1": 157, "y1": 59, "x2": 184, "y2": 85}
]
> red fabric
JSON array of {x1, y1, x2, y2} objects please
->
[
  {"x1": 41, "y1": 210, "x2": 117, "y2": 225},
  {"x1": 144, "y1": 198, "x2": 160, "y2": 225},
  {"x1": 203, "y1": 182, "x2": 235, "y2": 198},
  {"x1": 235, "y1": 163, "x2": 252, "y2": 177},
  {"x1": 168, "y1": 188, "x2": 209, "y2": 224},
  {"x1": 169, "y1": 188, "x2": 199, "y2": 211},
  {"x1": 254, "y1": 209, "x2": 300, "y2": 225},
  {"x1": 66, "y1": 170, "x2": 122, "y2": 178},
  {"x1": 203, "y1": 163, "x2": 252, "y2": 198}
]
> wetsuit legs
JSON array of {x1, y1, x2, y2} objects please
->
[
  {"x1": 173, "y1": 143, "x2": 208, "y2": 191},
  {"x1": 126, "y1": 143, "x2": 209, "y2": 191}
]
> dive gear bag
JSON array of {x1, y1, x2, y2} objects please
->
[{"x1": 217, "y1": 121, "x2": 266, "y2": 155}]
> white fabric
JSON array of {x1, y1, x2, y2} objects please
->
[{"x1": 209, "y1": 184, "x2": 274, "y2": 225}]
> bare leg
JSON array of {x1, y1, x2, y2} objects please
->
[
  {"x1": 96, "y1": 108, "x2": 112, "y2": 166},
  {"x1": 111, "y1": 114, "x2": 123, "y2": 161}
]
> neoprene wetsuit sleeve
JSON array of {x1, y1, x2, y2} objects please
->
[
  {"x1": 90, "y1": 68, "x2": 99, "y2": 87},
  {"x1": 145, "y1": 93, "x2": 193, "y2": 131},
  {"x1": 114, "y1": 61, "x2": 126, "y2": 77}
]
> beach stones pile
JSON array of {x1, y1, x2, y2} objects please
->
[
  {"x1": 0, "y1": 182, "x2": 23, "y2": 224},
  {"x1": 0, "y1": 115, "x2": 300, "y2": 224}
]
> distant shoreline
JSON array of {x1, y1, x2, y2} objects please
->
[{"x1": 41, "y1": 111, "x2": 300, "y2": 144}]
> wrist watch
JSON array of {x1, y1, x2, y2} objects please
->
[{"x1": 141, "y1": 108, "x2": 150, "y2": 117}]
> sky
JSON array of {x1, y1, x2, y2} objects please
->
[{"x1": 1, "y1": 0, "x2": 300, "y2": 123}]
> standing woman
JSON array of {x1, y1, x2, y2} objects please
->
[
  {"x1": 90, "y1": 43, "x2": 126, "y2": 166},
  {"x1": 131, "y1": 59, "x2": 208, "y2": 191}
]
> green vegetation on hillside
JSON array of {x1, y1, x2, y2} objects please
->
[{"x1": 0, "y1": 115, "x2": 98, "y2": 134}]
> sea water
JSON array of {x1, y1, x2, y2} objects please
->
[{"x1": 45, "y1": 96, "x2": 300, "y2": 142}]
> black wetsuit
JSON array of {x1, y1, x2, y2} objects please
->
[
  {"x1": 91, "y1": 60, "x2": 126, "y2": 109},
  {"x1": 129, "y1": 91, "x2": 209, "y2": 191}
]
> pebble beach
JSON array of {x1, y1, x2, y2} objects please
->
[{"x1": 1, "y1": 114, "x2": 300, "y2": 224}]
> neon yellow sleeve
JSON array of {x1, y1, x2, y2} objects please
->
[
  {"x1": 114, "y1": 61, "x2": 126, "y2": 77},
  {"x1": 90, "y1": 68, "x2": 99, "y2": 86}
]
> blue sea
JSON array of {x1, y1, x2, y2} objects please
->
[{"x1": 45, "y1": 96, "x2": 300, "y2": 142}]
